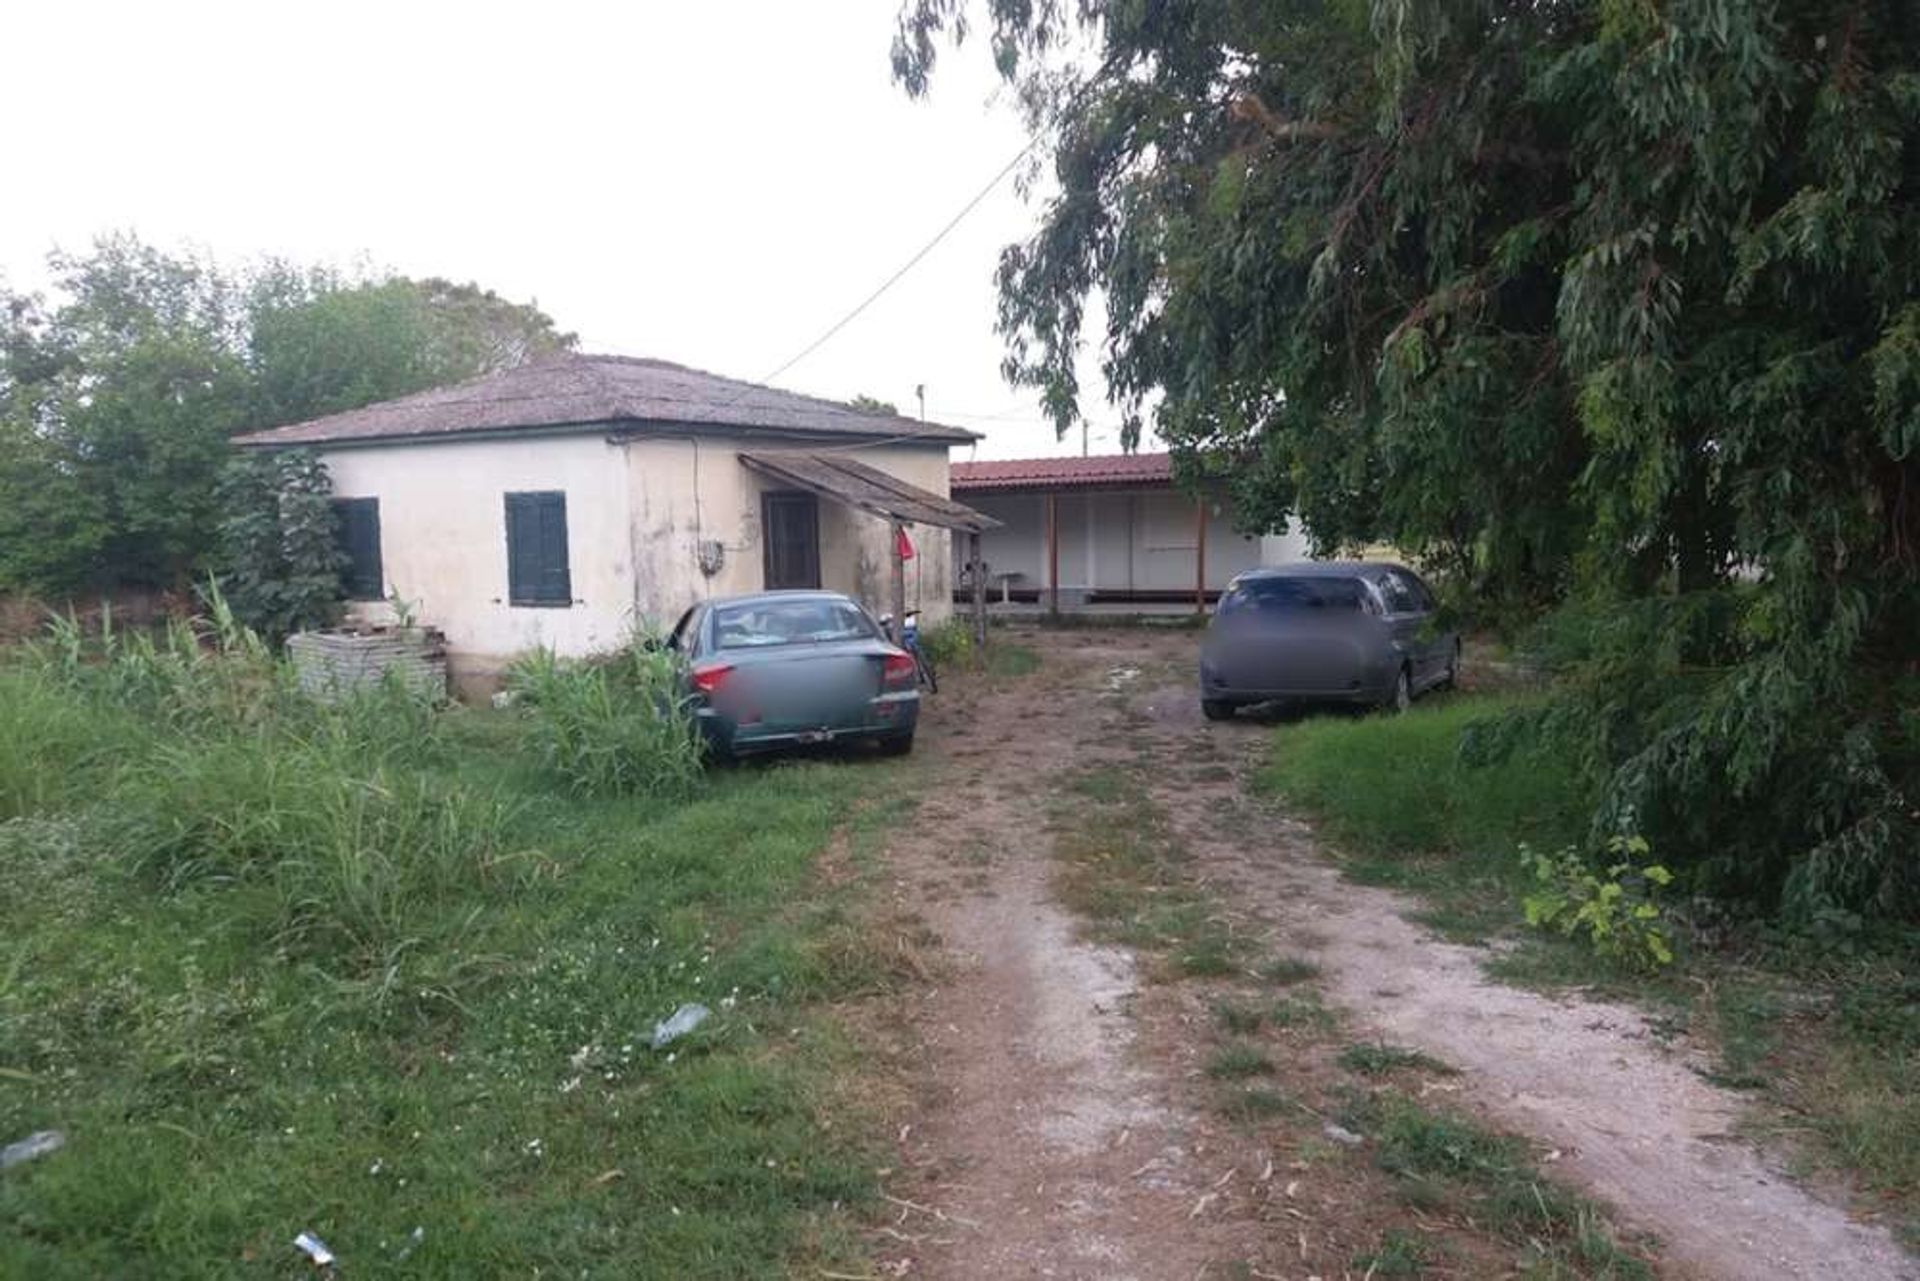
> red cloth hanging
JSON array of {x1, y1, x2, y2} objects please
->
[{"x1": 895, "y1": 525, "x2": 917, "y2": 561}]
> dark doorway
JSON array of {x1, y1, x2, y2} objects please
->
[{"x1": 762, "y1": 491, "x2": 821, "y2": 589}]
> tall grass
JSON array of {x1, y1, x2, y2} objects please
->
[
  {"x1": 3, "y1": 600, "x2": 502, "y2": 973},
  {"x1": 506, "y1": 641, "x2": 704, "y2": 798},
  {"x1": 1, "y1": 606, "x2": 907, "y2": 1276},
  {"x1": 1260, "y1": 695, "x2": 1588, "y2": 859},
  {"x1": 1258, "y1": 694, "x2": 1589, "y2": 939}
]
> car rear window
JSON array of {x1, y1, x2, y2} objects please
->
[
  {"x1": 1217, "y1": 576, "x2": 1372, "y2": 616},
  {"x1": 714, "y1": 599, "x2": 878, "y2": 648}
]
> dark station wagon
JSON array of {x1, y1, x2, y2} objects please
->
[{"x1": 1197, "y1": 561, "x2": 1459, "y2": 719}]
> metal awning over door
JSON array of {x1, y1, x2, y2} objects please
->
[{"x1": 738, "y1": 452, "x2": 1000, "y2": 533}]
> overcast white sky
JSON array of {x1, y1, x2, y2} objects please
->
[{"x1": 2, "y1": 0, "x2": 1141, "y2": 459}]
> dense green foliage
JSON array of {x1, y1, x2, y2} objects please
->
[
  {"x1": 898, "y1": 0, "x2": 1920, "y2": 921},
  {"x1": 0, "y1": 234, "x2": 574, "y2": 597},
  {"x1": 215, "y1": 450, "x2": 346, "y2": 642},
  {"x1": 0, "y1": 609, "x2": 899, "y2": 1275}
]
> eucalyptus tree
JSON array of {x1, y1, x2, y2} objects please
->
[{"x1": 896, "y1": 0, "x2": 1919, "y2": 919}]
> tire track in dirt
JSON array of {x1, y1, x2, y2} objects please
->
[
  {"x1": 1108, "y1": 636, "x2": 1917, "y2": 1281},
  {"x1": 870, "y1": 637, "x2": 1268, "y2": 1279}
]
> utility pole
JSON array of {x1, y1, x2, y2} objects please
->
[{"x1": 915, "y1": 384, "x2": 926, "y2": 421}]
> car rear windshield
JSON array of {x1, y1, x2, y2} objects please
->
[
  {"x1": 1217, "y1": 576, "x2": 1371, "y2": 616},
  {"x1": 714, "y1": 599, "x2": 879, "y2": 648}
]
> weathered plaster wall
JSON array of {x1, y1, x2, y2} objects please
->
[
  {"x1": 623, "y1": 437, "x2": 955, "y2": 629},
  {"x1": 321, "y1": 434, "x2": 635, "y2": 675},
  {"x1": 323, "y1": 432, "x2": 959, "y2": 687}
]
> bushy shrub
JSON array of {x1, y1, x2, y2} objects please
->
[
  {"x1": 1519, "y1": 835, "x2": 1676, "y2": 971},
  {"x1": 918, "y1": 619, "x2": 975, "y2": 668},
  {"x1": 507, "y1": 641, "x2": 704, "y2": 798}
]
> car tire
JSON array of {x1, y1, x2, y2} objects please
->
[
  {"x1": 1201, "y1": 698, "x2": 1237, "y2": 722},
  {"x1": 877, "y1": 732, "x2": 915, "y2": 757},
  {"x1": 1384, "y1": 666, "x2": 1412, "y2": 715}
]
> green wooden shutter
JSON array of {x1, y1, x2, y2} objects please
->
[
  {"x1": 505, "y1": 491, "x2": 571, "y2": 606},
  {"x1": 332, "y1": 498, "x2": 383, "y2": 600}
]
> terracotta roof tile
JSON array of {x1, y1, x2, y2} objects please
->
[
  {"x1": 950, "y1": 452, "x2": 1173, "y2": 491},
  {"x1": 234, "y1": 353, "x2": 978, "y2": 447}
]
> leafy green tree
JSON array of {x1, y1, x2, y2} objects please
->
[
  {"x1": 897, "y1": 0, "x2": 1920, "y2": 921},
  {"x1": 246, "y1": 265, "x2": 576, "y2": 427},
  {"x1": 0, "y1": 234, "x2": 575, "y2": 599},
  {"x1": 216, "y1": 450, "x2": 343, "y2": 642},
  {"x1": 0, "y1": 235, "x2": 250, "y2": 590},
  {"x1": 848, "y1": 394, "x2": 901, "y2": 415}
]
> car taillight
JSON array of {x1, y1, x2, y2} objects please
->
[
  {"x1": 691, "y1": 663, "x2": 733, "y2": 696},
  {"x1": 882, "y1": 653, "x2": 916, "y2": 686}
]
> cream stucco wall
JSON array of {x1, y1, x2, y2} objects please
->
[
  {"x1": 322, "y1": 434, "x2": 636, "y2": 665},
  {"x1": 622, "y1": 437, "x2": 954, "y2": 628},
  {"x1": 320, "y1": 431, "x2": 956, "y2": 684}
]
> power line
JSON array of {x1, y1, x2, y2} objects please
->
[
  {"x1": 740, "y1": 62, "x2": 1113, "y2": 398},
  {"x1": 750, "y1": 144, "x2": 1038, "y2": 391}
]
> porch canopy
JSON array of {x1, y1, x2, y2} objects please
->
[
  {"x1": 741, "y1": 451, "x2": 999, "y2": 644},
  {"x1": 738, "y1": 452, "x2": 999, "y2": 533}
]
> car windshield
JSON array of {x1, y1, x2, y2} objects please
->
[
  {"x1": 1217, "y1": 576, "x2": 1370, "y2": 616},
  {"x1": 714, "y1": 598, "x2": 878, "y2": 648}
]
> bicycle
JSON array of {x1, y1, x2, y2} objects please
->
[{"x1": 880, "y1": 608, "x2": 938, "y2": 693}]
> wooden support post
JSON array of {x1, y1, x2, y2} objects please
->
[
  {"x1": 890, "y1": 521, "x2": 908, "y2": 644},
  {"x1": 1046, "y1": 493, "x2": 1060, "y2": 617},
  {"x1": 968, "y1": 530, "x2": 987, "y2": 648},
  {"x1": 1195, "y1": 496, "x2": 1208, "y2": 615}
]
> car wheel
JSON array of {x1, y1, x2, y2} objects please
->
[
  {"x1": 1201, "y1": 699, "x2": 1237, "y2": 722},
  {"x1": 1385, "y1": 666, "x2": 1412, "y2": 715},
  {"x1": 877, "y1": 732, "x2": 915, "y2": 757}
]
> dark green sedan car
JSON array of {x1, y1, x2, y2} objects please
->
[{"x1": 664, "y1": 591, "x2": 920, "y2": 760}]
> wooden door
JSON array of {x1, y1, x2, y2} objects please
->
[{"x1": 762, "y1": 491, "x2": 821, "y2": 589}]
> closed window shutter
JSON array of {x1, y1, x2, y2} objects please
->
[
  {"x1": 506, "y1": 491, "x2": 571, "y2": 605},
  {"x1": 333, "y1": 498, "x2": 383, "y2": 600}
]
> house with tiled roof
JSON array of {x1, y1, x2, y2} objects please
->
[
  {"x1": 236, "y1": 353, "x2": 994, "y2": 688},
  {"x1": 949, "y1": 453, "x2": 1308, "y2": 610}
]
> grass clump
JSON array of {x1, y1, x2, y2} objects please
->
[
  {"x1": 918, "y1": 620, "x2": 1040, "y2": 678},
  {"x1": 1216, "y1": 1086, "x2": 1297, "y2": 1123},
  {"x1": 1347, "y1": 1091, "x2": 1651, "y2": 1276},
  {"x1": 506, "y1": 641, "x2": 704, "y2": 798},
  {"x1": 1340, "y1": 1042, "x2": 1457, "y2": 1077},
  {"x1": 1353, "y1": 1228, "x2": 1437, "y2": 1276},
  {"x1": 1259, "y1": 954, "x2": 1321, "y2": 985},
  {"x1": 1206, "y1": 1041, "x2": 1274, "y2": 1079},
  {"x1": 1213, "y1": 999, "x2": 1264, "y2": 1034}
]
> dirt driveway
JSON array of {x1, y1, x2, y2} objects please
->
[{"x1": 862, "y1": 626, "x2": 1913, "y2": 1280}]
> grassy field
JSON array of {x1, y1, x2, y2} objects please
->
[
  {"x1": 0, "y1": 623, "x2": 913, "y2": 1277},
  {"x1": 1258, "y1": 692, "x2": 1919, "y2": 1251}
]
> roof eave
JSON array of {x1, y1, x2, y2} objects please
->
[{"x1": 236, "y1": 415, "x2": 979, "y2": 451}]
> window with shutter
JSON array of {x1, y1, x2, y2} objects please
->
[
  {"x1": 332, "y1": 498, "x2": 384, "y2": 601},
  {"x1": 504, "y1": 491, "x2": 573, "y2": 607}
]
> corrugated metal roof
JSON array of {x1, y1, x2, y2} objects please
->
[
  {"x1": 739, "y1": 453, "x2": 999, "y2": 533},
  {"x1": 950, "y1": 452, "x2": 1174, "y2": 492},
  {"x1": 233, "y1": 354, "x2": 979, "y2": 448}
]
